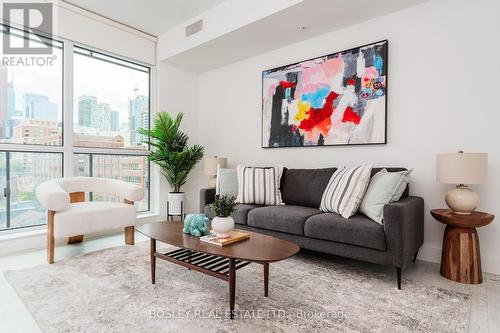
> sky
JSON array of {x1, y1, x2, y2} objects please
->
[
  {"x1": 4, "y1": 33, "x2": 149, "y2": 126},
  {"x1": 73, "y1": 52, "x2": 149, "y2": 125}
]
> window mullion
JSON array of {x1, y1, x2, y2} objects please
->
[{"x1": 63, "y1": 40, "x2": 74, "y2": 176}]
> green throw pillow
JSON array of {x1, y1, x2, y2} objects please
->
[
  {"x1": 359, "y1": 169, "x2": 413, "y2": 224},
  {"x1": 216, "y1": 168, "x2": 238, "y2": 198}
]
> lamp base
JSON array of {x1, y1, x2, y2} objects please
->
[{"x1": 445, "y1": 185, "x2": 479, "y2": 215}]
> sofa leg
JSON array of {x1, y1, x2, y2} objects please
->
[
  {"x1": 412, "y1": 250, "x2": 419, "y2": 263},
  {"x1": 47, "y1": 211, "x2": 55, "y2": 264},
  {"x1": 396, "y1": 267, "x2": 402, "y2": 290},
  {"x1": 125, "y1": 226, "x2": 135, "y2": 245}
]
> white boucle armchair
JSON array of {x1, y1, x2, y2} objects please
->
[{"x1": 36, "y1": 177, "x2": 144, "y2": 263}]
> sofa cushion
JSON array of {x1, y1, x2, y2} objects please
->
[
  {"x1": 280, "y1": 168, "x2": 336, "y2": 208},
  {"x1": 359, "y1": 169, "x2": 413, "y2": 224},
  {"x1": 320, "y1": 165, "x2": 372, "y2": 218},
  {"x1": 216, "y1": 168, "x2": 238, "y2": 197},
  {"x1": 371, "y1": 168, "x2": 410, "y2": 198},
  {"x1": 304, "y1": 213, "x2": 386, "y2": 251},
  {"x1": 236, "y1": 165, "x2": 284, "y2": 205},
  {"x1": 54, "y1": 201, "x2": 136, "y2": 238},
  {"x1": 247, "y1": 205, "x2": 322, "y2": 235},
  {"x1": 204, "y1": 203, "x2": 260, "y2": 225}
]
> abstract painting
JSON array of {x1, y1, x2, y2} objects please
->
[{"x1": 262, "y1": 40, "x2": 388, "y2": 148}]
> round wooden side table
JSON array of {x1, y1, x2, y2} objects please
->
[{"x1": 431, "y1": 209, "x2": 494, "y2": 284}]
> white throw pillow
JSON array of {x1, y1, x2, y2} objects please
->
[
  {"x1": 236, "y1": 165, "x2": 284, "y2": 206},
  {"x1": 359, "y1": 169, "x2": 413, "y2": 224},
  {"x1": 216, "y1": 167, "x2": 238, "y2": 198},
  {"x1": 319, "y1": 165, "x2": 372, "y2": 218}
]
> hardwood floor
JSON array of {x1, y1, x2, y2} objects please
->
[{"x1": 0, "y1": 232, "x2": 499, "y2": 333}]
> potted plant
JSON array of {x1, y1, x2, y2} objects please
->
[
  {"x1": 209, "y1": 195, "x2": 238, "y2": 238},
  {"x1": 139, "y1": 112, "x2": 204, "y2": 217}
]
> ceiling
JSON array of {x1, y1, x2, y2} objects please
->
[
  {"x1": 63, "y1": 0, "x2": 228, "y2": 36},
  {"x1": 165, "y1": 0, "x2": 429, "y2": 72}
]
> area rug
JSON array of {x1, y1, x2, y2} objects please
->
[{"x1": 4, "y1": 242, "x2": 470, "y2": 333}]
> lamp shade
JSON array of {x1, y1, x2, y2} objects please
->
[
  {"x1": 436, "y1": 152, "x2": 487, "y2": 184},
  {"x1": 204, "y1": 156, "x2": 227, "y2": 176}
]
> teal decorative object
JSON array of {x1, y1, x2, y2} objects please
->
[{"x1": 183, "y1": 214, "x2": 209, "y2": 237}]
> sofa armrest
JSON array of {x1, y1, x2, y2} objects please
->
[
  {"x1": 199, "y1": 188, "x2": 216, "y2": 214},
  {"x1": 383, "y1": 196, "x2": 424, "y2": 267}
]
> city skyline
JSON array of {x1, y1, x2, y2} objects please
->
[
  {"x1": 0, "y1": 71, "x2": 149, "y2": 148},
  {"x1": 75, "y1": 93, "x2": 149, "y2": 148},
  {"x1": 0, "y1": 41, "x2": 149, "y2": 128}
]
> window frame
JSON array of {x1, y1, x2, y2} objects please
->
[{"x1": 0, "y1": 27, "x2": 156, "y2": 233}]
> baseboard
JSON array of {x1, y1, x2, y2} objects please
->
[{"x1": 418, "y1": 244, "x2": 500, "y2": 276}]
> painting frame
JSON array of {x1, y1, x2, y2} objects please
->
[{"x1": 261, "y1": 39, "x2": 388, "y2": 149}]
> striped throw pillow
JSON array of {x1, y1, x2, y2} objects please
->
[
  {"x1": 320, "y1": 165, "x2": 372, "y2": 218},
  {"x1": 236, "y1": 165, "x2": 284, "y2": 206}
]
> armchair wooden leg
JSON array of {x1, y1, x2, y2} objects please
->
[
  {"x1": 68, "y1": 235, "x2": 84, "y2": 244},
  {"x1": 47, "y1": 211, "x2": 55, "y2": 264},
  {"x1": 123, "y1": 199, "x2": 135, "y2": 245},
  {"x1": 125, "y1": 226, "x2": 135, "y2": 245}
]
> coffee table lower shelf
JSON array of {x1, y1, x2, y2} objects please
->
[{"x1": 149, "y1": 239, "x2": 269, "y2": 319}]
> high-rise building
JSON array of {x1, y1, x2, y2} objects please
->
[
  {"x1": 0, "y1": 68, "x2": 17, "y2": 139},
  {"x1": 0, "y1": 66, "x2": 7, "y2": 139},
  {"x1": 129, "y1": 95, "x2": 148, "y2": 146},
  {"x1": 6, "y1": 80, "x2": 15, "y2": 137},
  {"x1": 110, "y1": 110, "x2": 119, "y2": 132},
  {"x1": 24, "y1": 93, "x2": 58, "y2": 121},
  {"x1": 139, "y1": 109, "x2": 149, "y2": 143},
  {"x1": 78, "y1": 95, "x2": 97, "y2": 127},
  {"x1": 95, "y1": 102, "x2": 111, "y2": 131}
]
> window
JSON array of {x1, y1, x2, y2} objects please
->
[
  {"x1": 73, "y1": 153, "x2": 150, "y2": 212},
  {"x1": 0, "y1": 27, "x2": 63, "y2": 146},
  {"x1": 0, "y1": 152, "x2": 63, "y2": 231},
  {"x1": 0, "y1": 25, "x2": 152, "y2": 232},
  {"x1": 73, "y1": 46, "x2": 150, "y2": 150}
]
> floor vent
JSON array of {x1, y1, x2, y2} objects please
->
[{"x1": 185, "y1": 19, "x2": 203, "y2": 37}]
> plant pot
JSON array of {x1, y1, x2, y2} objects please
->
[
  {"x1": 167, "y1": 192, "x2": 185, "y2": 216},
  {"x1": 211, "y1": 216, "x2": 234, "y2": 238}
]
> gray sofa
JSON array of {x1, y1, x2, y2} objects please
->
[{"x1": 200, "y1": 167, "x2": 424, "y2": 289}]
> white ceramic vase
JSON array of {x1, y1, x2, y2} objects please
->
[
  {"x1": 167, "y1": 192, "x2": 185, "y2": 216},
  {"x1": 211, "y1": 216, "x2": 234, "y2": 238},
  {"x1": 445, "y1": 185, "x2": 479, "y2": 214}
]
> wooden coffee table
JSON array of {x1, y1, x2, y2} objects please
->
[{"x1": 136, "y1": 221, "x2": 300, "y2": 319}]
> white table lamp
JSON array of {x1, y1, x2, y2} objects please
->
[
  {"x1": 436, "y1": 151, "x2": 487, "y2": 214},
  {"x1": 204, "y1": 156, "x2": 227, "y2": 188}
]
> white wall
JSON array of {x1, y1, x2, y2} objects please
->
[
  {"x1": 190, "y1": 0, "x2": 500, "y2": 273},
  {"x1": 158, "y1": 63, "x2": 204, "y2": 215}
]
